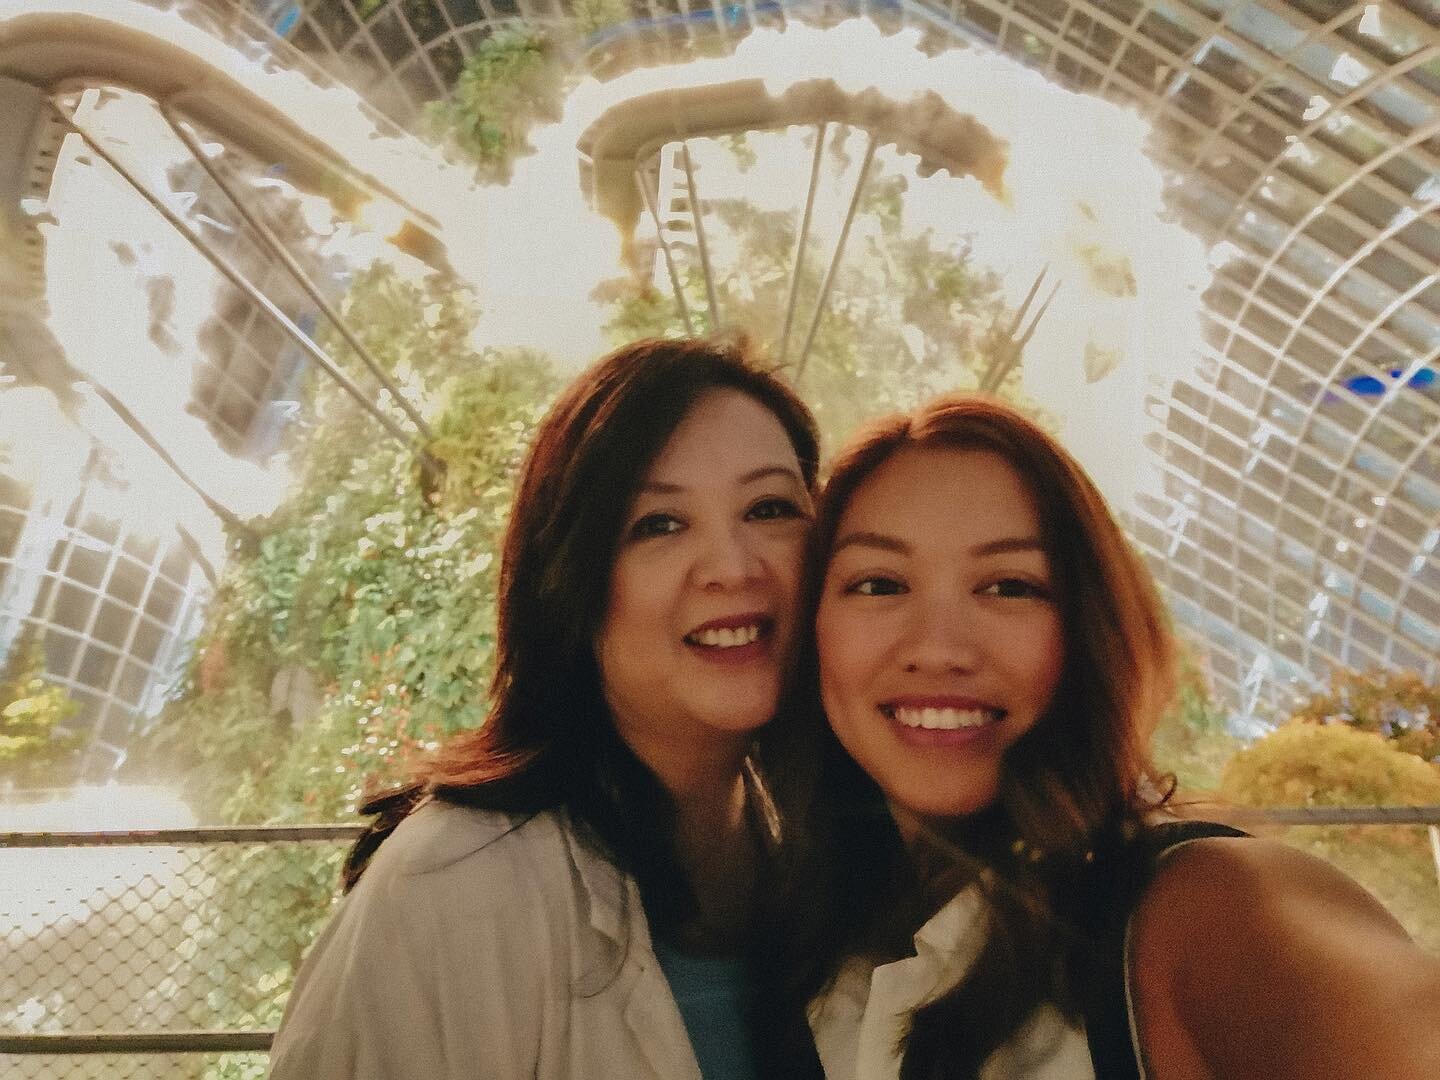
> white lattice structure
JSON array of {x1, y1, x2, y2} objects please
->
[
  {"x1": 276, "y1": 0, "x2": 1437, "y2": 718},
  {"x1": 1, "y1": 0, "x2": 1434, "y2": 776}
]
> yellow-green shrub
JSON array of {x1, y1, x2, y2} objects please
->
[{"x1": 1220, "y1": 719, "x2": 1440, "y2": 808}]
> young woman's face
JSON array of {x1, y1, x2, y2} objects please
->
[
  {"x1": 815, "y1": 446, "x2": 1065, "y2": 833},
  {"x1": 596, "y1": 388, "x2": 812, "y2": 768}
]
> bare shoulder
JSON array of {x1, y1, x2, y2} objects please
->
[{"x1": 1129, "y1": 836, "x2": 1440, "y2": 1080}]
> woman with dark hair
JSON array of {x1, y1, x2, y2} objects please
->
[
  {"x1": 784, "y1": 394, "x2": 1440, "y2": 1079},
  {"x1": 268, "y1": 338, "x2": 820, "y2": 1080}
]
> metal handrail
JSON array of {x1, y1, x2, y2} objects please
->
[
  {"x1": 0, "y1": 1031, "x2": 274, "y2": 1055},
  {"x1": 1220, "y1": 806, "x2": 1440, "y2": 827},
  {"x1": 0, "y1": 823, "x2": 365, "y2": 847},
  {"x1": 2, "y1": 811, "x2": 1435, "y2": 1057},
  {"x1": 6, "y1": 810, "x2": 1440, "y2": 848}
]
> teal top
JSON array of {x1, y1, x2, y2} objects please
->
[{"x1": 653, "y1": 938, "x2": 757, "y2": 1080}]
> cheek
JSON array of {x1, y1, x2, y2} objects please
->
[
  {"x1": 1022, "y1": 616, "x2": 1066, "y2": 707},
  {"x1": 607, "y1": 554, "x2": 665, "y2": 620},
  {"x1": 596, "y1": 568, "x2": 659, "y2": 668},
  {"x1": 815, "y1": 605, "x2": 866, "y2": 719},
  {"x1": 769, "y1": 533, "x2": 809, "y2": 604}
]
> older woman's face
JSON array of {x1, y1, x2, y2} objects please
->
[
  {"x1": 595, "y1": 389, "x2": 812, "y2": 769},
  {"x1": 815, "y1": 446, "x2": 1064, "y2": 833}
]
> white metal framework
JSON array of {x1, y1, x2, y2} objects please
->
[
  {"x1": 1, "y1": 0, "x2": 1434, "y2": 773},
  {"x1": 277, "y1": 0, "x2": 1438, "y2": 717},
  {"x1": 0, "y1": 1, "x2": 448, "y2": 777}
]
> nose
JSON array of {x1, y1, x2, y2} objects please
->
[
  {"x1": 900, "y1": 594, "x2": 981, "y2": 674},
  {"x1": 697, "y1": 523, "x2": 764, "y2": 591}
]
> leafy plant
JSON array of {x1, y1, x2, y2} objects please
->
[
  {"x1": 1220, "y1": 720, "x2": 1440, "y2": 810},
  {"x1": 1289, "y1": 666, "x2": 1440, "y2": 763},
  {"x1": 128, "y1": 267, "x2": 560, "y2": 825},
  {"x1": 0, "y1": 629, "x2": 82, "y2": 783},
  {"x1": 1150, "y1": 638, "x2": 1241, "y2": 795},
  {"x1": 422, "y1": 27, "x2": 567, "y2": 183}
]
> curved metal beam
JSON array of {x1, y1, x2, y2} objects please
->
[
  {"x1": 0, "y1": 1, "x2": 450, "y2": 272},
  {"x1": 577, "y1": 75, "x2": 1009, "y2": 251}
]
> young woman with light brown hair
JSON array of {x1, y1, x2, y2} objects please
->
[{"x1": 779, "y1": 393, "x2": 1440, "y2": 1080}]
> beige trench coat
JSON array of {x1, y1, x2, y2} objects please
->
[{"x1": 267, "y1": 801, "x2": 702, "y2": 1079}]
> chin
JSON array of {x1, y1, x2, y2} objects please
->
[
  {"x1": 697, "y1": 685, "x2": 780, "y2": 731},
  {"x1": 893, "y1": 781, "x2": 1001, "y2": 825},
  {"x1": 702, "y1": 708, "x2": 776, "y2": 736}
]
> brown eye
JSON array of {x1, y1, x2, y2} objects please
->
[
  {"x1": 847, "y1": 576, "x2": 906, "y2": 597},
  {"x1": 748, "y1": 497, "x2": 805, "y2": 522},
  {"x1": 979, "y1": 578, "x2": 1051, "y2": 600},
  {"x1": 630, "y1": 513, "x2": 683, "y2": 539}
]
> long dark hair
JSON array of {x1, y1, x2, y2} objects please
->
[
  {"x1": 343, "y1": 338, "x2": 819, "y2": 929},
  {"x1": 776, "y1": 394, "x2": 1173, "y2": 1077}
]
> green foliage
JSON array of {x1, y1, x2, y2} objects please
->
[
  {"x1": 570, "y1": 0, "x2": 632, "y2": 37},
  {"x1": 114, "y1": 265, "x2": 560, "y2": 1080},
  {"x1": 1290, "y1": 666, "x2": 1440, "y2": 763},
  {"x1": 1220, "y1": 720, "x2": 1440, "y2": 810},
  {"x1": 129, "y1": 267, "x2": 560, "y2": 824},
  {"x1": 422, "y1": 27, "x2": 566, "y2": 183},
  {"x1": 1150, "y1": 640, "x2": 1241, "y2": 794},
  {"x1": 0, "y1": 629, "x2": 81, "y2": 782}
]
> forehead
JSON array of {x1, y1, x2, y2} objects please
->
[
  {"x1": 646, "y1": 388, "x2": 797, "y2": 480},
  {"x1": 837, "y1": 445, "x2": 1043, "y2": 545}
]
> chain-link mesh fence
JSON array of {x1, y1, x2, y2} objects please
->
[
  {"x1": 1, "y1": 826, "x2": 360, "y2": 1080},
  {"x1": 1, "y1": 814, "x2": 1436, "y2": 1078},
  {"x1": 0, "y1": 1054, "x2": 271, "y2": 1080}
]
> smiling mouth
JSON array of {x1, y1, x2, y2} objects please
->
[
  {"x1": 881, "y1": 704, "x2": 1003, "y2": 730},
  {"x1": 684, "y1": 619, "x2": 772, "y2": 649}
]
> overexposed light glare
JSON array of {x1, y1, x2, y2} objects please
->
[
  {"x1": 0, "y1": 784, "x2": 194, "y2": 831},
  {"x1": 531, "y1": 22, "x2": 1210, "y2": 505},
  {"x1": 0, "y1": 388, "x2": 91, "y2": 490},
  {"x1": 0, "y1": 785, "x2": 196, "y2": 938},
  {"x1": 1207, "y1": 240, "x2": 1244, "y2": 270},
  {"x1": 41, "y1": 92, "x2": 289, "y2": 562},
  {"x1": 12, "y1": 2, "x2": 1212, "y2": 522},
  {"x1": 1329, "y1": 52, "x2": 1371, "y2": 89},
  {"x1": 1357, "y1": 4, "x2": 1383, "y2": 39},
  {"x1": 355, "y1": 196, "x2": 409, "y2": 239}
]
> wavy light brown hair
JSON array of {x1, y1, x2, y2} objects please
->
[{"x1": 776, "y1": 394, "x2": 1175, "y2": 1077}]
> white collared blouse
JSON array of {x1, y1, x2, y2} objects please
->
[
  {"x1": 267, "y1": 800, "x2": 701, "y2": 1080},
  {"x1": 807, "y1": 887, "x2": 1094, "y2": 1080}
]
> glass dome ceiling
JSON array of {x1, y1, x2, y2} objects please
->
[
  {"x1": 0, "y1": 0, "x2": 1435, "y2": 773},
  {"x1": 276, "y1": 0, "x2": 1439, "y2": 716}
]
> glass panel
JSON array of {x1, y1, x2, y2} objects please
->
[{"x1": 368, "y1": 8, "x2": 415, "y2": 64}]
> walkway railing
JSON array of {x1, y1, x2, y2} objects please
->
[
  {"x1": 0, "y1": 823, "x2": 359, "y2": 1078},
  {"x1": 2, "y1": 811, "x2": 1437, "y2": 1077}
]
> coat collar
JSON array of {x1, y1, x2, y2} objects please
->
[{"x1": 559, "y1": 809, "x2": 702, "y2": 1080}]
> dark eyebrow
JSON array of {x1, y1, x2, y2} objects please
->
[
  {"x1": 973, "y1": 536, "x2": 1046, "y2": 557},
  {"x1": 830, "y1": 532, "x2": 1045, "y2": 558},
  {"x1": 639, "y1": 464, "x2": 803, "y2": 496},
  {"x1": 831, "y1": 530, "x2": 911, "y2": 557}
]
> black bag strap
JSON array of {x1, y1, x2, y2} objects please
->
[{"x1": 1083, "y1": 820, "x2": 1249, "y2": 1080}]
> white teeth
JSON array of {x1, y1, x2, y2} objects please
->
[
  {"x1": 892, "y1": 706, "x2": 993, "y2": 730},
  {"x1": 691, "y1": 623, "x2": 762, "y2": 648}
]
